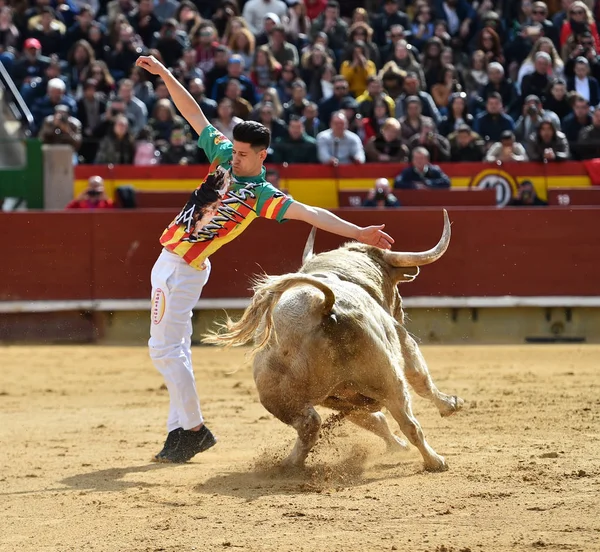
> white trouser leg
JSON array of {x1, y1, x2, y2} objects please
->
[{"x1": 148, "y1": 250, "x2": 211, "y2": 432}]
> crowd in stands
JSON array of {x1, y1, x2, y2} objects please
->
[{"x1": 3, "y1": 0, "x2": 600, "y2": 167}]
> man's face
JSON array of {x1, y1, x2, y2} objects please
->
[
  {"x1": 304, "y1": 105, "x2": 317, "y2": 119},
  {"x1": 214, "y1": 51, "x2": 229, "y2": 66},
  {"x1": 189, "y1": 79, "x2": 204, "y2": 97},
  {"x1": 156, "y1": 84, "x2": 169, "y2": 99},
  {"x1": 84, "y1": 85, "x2": 96, "y2": 99},
  {"x1": 382, "y1": 125, "x2": 399, "y2": 142},
  {"x1": 575, "y1": 62, "x2": 588, "y2": 79},
  {"x1": 48, "y1": 86, "x2": 63, "y2": 103},
  {"x1": 384, "y1": 1, "x2": 397, "y2": 14},
  {"x1": 264, "y1": 18, "x2": 276, "y2": 33},
  {"x1": 413, "y1": 151, "x2": 428, "y2": 171},
  {"x1": 199, "y1": 27, "x2": 214, "y2": 45},
  {"x1": 232, "y1": 141, "x2": 265, "y2": 177},
  {"x1": 139, "y1": 0, "x2": 152, "y2": 14},
  {"x1": 406, "y1": 102, "x2": 420, "y2": 118},
  {"x1": 228, "y1": 61, "x2": 243, "y2": 78},
  {"x1": 540, "y1": 124, "x2": 553, "y2": 142},
  {"x1": 404, "y1": 77, "x2": 418, "y2": 94},
  {"x1": 535, "y1": 57, "x2": 550, "y2": 74},
  {"x1": 119, "y1": 83, "x2": 132, "y2": 101},
  {"x1": 261, "y1": 106, "x2": 273, "y2": 122},
  {"x1": 368, "y1": 80, "x2": 382, "y2": 97},
  {"x1": 574, "y1": 100, "x2": 589, "y2": 118},
  {"x1": 333, "y1": 81, "x2": 348, "y2": 98},
  {"x1": 272, "y1": 30, "x2": 285, "y2": 44},
  {"x1": 288, "y1": 120, "x2": 304, "y2": 140},
  {"x1": 225, "y1": 81, "x2": 241, "y2": 99},
  {"x1": 531, "y1": 3, "x2": 547, "y2": 21},
  {"x1": 457, "y1": 131, "x2": 471, "y2": 147},
  {"x1": 325, "y1": 6, "x2": 337, "y2": 19},
  {"x1": 79, "y1": 10, "x2": 93, "y2": 26},
  {"x1": 292, "y1": 86, "x2": 305, "y2": 102},
  {"x1": 331, "y1": 115, "x2": 346, "y2": 135},
  {"x1": 487, "y1": 97, "x2": 502, "y2": 114},
  {"x1": 488, "y1": 67, "x2": 503, "y2": 84}
]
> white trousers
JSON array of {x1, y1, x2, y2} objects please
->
[{"x1": 148, "y1": 249, "x2": 211, "y2": 432}]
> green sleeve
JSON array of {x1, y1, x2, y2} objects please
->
[{"x1": 197, "y1": 125, "x2": 233, "y2": 169}]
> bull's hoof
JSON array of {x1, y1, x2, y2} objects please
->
[
  {"x1": 424, "y1": 455, "x2": 449, "y2": 472},
  {"x1": 439, "y1": 395, "x2": 464, "y2": 418}
]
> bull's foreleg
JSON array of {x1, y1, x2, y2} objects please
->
[
  {"x1": 344, "y1": 410, "x2": 408, "y2": 453},
  {"x1": 396, "y1": 325, "x2": 464, "y2": 418},
  {"x1": 385, "y1": 385, "x2": 448, "y2": 472}
]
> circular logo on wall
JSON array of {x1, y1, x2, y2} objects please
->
[{"x1": 469, "y1": 169, "x2": 518, "y2": 207}]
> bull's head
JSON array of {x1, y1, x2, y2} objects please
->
[{"x1": 302, "y1": 209, "x2": 451, "y2": 282}]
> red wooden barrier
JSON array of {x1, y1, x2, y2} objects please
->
[
  {"x1": 547, "y1": 188, "x2": 600, "y2": 206},
  {"x1": 2, "y1": 208, "x2": 600, "y2": 301},
  {"x1": 338, "y1": 189, "x2": 497, "y2": 207}
]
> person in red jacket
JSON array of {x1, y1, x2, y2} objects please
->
[
  {"x1": 560, "y1": 1, "x2": 600, "y2": 52},
  {"x1": 66, "y1": 176, "x2": 115, "y2": 209}
]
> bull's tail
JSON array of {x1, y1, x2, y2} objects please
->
[{"x1": 202, "y1": 274, "x2": 335, "y2": 352}]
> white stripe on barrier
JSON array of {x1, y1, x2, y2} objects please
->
[{"x1": 1, "y1": 296, "x2": 600, "y2": 313}]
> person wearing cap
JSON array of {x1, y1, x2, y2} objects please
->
[
  {"x1": 514, "y1": 95, "x2": 560, "y2": 142},
  {"x1": 66, "y1": 176, "x2": 115, "y2": 209},
  {"x1": 340, "y1": 41, "x2": 377, "y2": 98},
  {"x1": 526, "y1": 118, "x2": 570, "y2": 162},
  {"x1": 448, "y1": 124, "x2": 485, "y2": 162},
  {"x1": 242, "y1": 0, "x2": 288, "y2": 35},
  {"x1": 372, "y1": 0, "x2": 410, "y2": 47},
  {"x1": 211, "y1": 54, "x2": 257, "y2": 105},
  {"x1": 316, "y1": 111, "x2": 365, "y2": 165},
  {"x1": 566, "y1": 56, "x2": 600, "y2": 105},
  {"x1": 31, "y1": 77, "x2": 78, "y2": 132},
  {"x1": 521, "y1": 51, "x2": 553, "y2": 102},
  {"x1": 254, "y1": 12, "x2": 281, "y2": 47},
  {"x1": 485, "y1": 130, "x2": 528, "y2": 162},
  {"x1": 11, "y1": 37, "x2": 51, "y2": 88}
]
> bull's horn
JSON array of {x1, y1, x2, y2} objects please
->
[
  {"x1": 302, "y1": 226, "x2": 317, "y2": 264},
  {"x1": 384, "y1": 210, "x2": 451, "y2": 267}
]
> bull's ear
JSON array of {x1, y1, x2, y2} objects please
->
[{"x1": 395, "y1": 266, "x2": 420, "y2": 282}]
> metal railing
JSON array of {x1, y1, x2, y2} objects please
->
[{"x1": 0, "y1": 61, "x2": 34, "y2": 136}]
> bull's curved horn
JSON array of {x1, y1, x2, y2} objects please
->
[
  {"x1": 302, "y1": 226, "x2": 317, "y2": 264},
  {"x1": 384, "y1": 210, "x2": 451, "y2": 267}
]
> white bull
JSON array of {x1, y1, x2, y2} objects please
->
[{"x1": 204, "y1": 210, "x2": 463, "y2": 471}]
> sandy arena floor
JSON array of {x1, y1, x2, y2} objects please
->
[{"x1": 1, "y1": 344, "x2": 599, "y2": 552}]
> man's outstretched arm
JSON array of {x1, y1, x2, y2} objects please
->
[
  {"x1": 285, "y1": 202, "x2": 394, "y2": 250},
  {"x1": 136, "y1": 55, "x2": 209, "y2": 137}
]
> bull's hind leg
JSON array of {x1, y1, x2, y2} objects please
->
[
  {"x1": 385, "y1": 382, "x2": 448, "y2": 472},
  {"x1": 344, "y1": 411, "x2": 408, "y2": 452},
  {"x1": 396, "y1": 325, "x2": 463, "y2": 417}
]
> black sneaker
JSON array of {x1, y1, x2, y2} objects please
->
[
  {"x1": 160, "y1": 425, "x2": 217, "y2": 463},
  {"x1": 153, "y1": 427, "x2": 183, "y2": 462}
]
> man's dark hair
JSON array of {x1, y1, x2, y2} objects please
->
[
  {"x1": 233, "y1": 121, "x2": 271, "y2": 150},
  {"x1": 488, "y1": 91, "x2": 503, "y2": 102},
  {"x1": 326, "y1": 1, "x2": 339, "y2": 9}
]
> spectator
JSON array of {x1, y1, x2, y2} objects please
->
[
  {"x1": 381, "y1": 39, "x2": 425, "y2": 89},
  {"x1": 223, "y1": 78, "x2": 253, "y2": 119},
  {"x1": 242, "y1": 0, "x2": 288, "y2": 35},
  {"x1": 148, "y1": 98, "x2": 187, "y2": 147},
  {"x1": 516, "y1": 38, "x2": 564, "y2": 94},
  {"x1": 128, "y1": 0, "x2": 161, "y2": 48},
  {"x1": 39, "y1": 104, "x2": 82, "y2": 155},
  {"x1": 188, "y1": 77, "x2": 217, "y2": 123},
  {"x1": 249, "y1": 46, "x2": 282, "y2": 97},
  {"x1": 566, "y1": 56, "x2": 600, "y2": 105},
  {"x1": 485, "y1": 130, "x2": 529, "y2": 162},
  {"x1": 475, "y1": 62, "x2": 519, "y2": 121},
  {"x1": 11, "y1": 37, "x2": 50, "y2": 89},
  {"x1": 448, "y1": 124, "x2": 486, "y2": 162},
  {"x1": 339, "y1": 41, "x2": 377, "y2": 97},
  {"x1": 269, "y1": 24, "x2": 299, "y2": 67},
  {"x1": 254, "y1": 12, "x2": 281, "y2": 47},
  {"x1": 94, "y1": 114, "x2": 136, "y2": 164},
  {"x1": 355, "y1": 76, "x2": 395, "y2": 119},
  {"x1": 31, "y1": 77, "x2": 78, "y2": 133},
  {"x1": 344, "y1": 21, "x2": 381, "y2": 68},
  {"x1": 526, "y1": 119, "x2": 570, "y2": 161},
  {"x1": 316, "y1": 111, "x2": 365, "y2": 165},
  {"x1": 212, "y1": 54, "x2": 257, "y2": 104},
  {"x1": 160, "y1": 122, "x2": 197, "y2": 164},
  {"x1": 362, "y1": 178, "x2": 401, "y2": 208},
  {"x1": 520, "y1": 52, "x2": 553, "y2": 102},
  {"x1": 563, "y1": 95, "x2": 592, "y2": 157},
  {"x1": 394, "y1": 72, "x2": 441, "y2": 126},
  {"x1": 255, "y1": 101, "x2": 287, "y2": 142},
  {"x1": 473, "y1": 92, "x2": 515, "y2": 145},
  {"x1": 438, "y1": 92, "x2": 473, "y2": 137},
  {"x1": 399, "y1": 96, "x2": 436, "y2": 142},
  {"x1": 195, "y1": 25, "x2": 220, "y2": 76},
  {"x1": 118, "y1": 78, "x2": 148, "y2": 136},
  {"x1": 133, "y1": 126, "x2": 159, "y2": 165},
  {"x1": 66, "y1": 40, "x2": 95, "y2": 95},
  {"x1": 543, "y1": 78, "x2": 573, "y2": 121},
  {"x1": 28, "y1": 7, "x2": 65, "y2": 58},
  {"x1": 318, "y1": 75, "x2": 351, "y2": 123},
  {"x1": 302, "y1": 101, "x2": 326, "y2": 138},
  {"x1": 372, "y1": 0, "x2": 410, "y2": 47},
  {"x1": 310, "y1": 1, "x2": 349, "y2": 58},
  {"x1": 558, "y1": 1, "x2": 600, "y2": 53},
  {"x1": 0, "y1": 7, "x2": 20, "y2": 73},
  {"x1": 229, "y1": 27, "x2": 255, "y2": 69},
  {"x1": 271, "y1": 116, "x2": 319, "y2": 163},
  {"x1": 282, "y1": 80, "x2": 310, "y2": 123},
  {"x1": 212, "y1": 97, "x2": 242, "y2": 141},
  {"x1": 361, "y1": 97, "x2": 392, "y2": 142},
  {"x1": 154, "y1": 20, "x2": 189, "y2": 69},
  {"x1": 509, "y1": 180, "x2": 548, "y2": 206},
  {"x1": 66, "y1": 176, "x2": 115, "y2": 209},
  {"x1": 431, "y1": 64, "x2": 464, "y2": 112},
  {"x1": 514, "y1": 95, "x2": 561, "y2": 142},
  {"x1": 77, "y1": 78, "x2": 106, "y2": 163},
  {"x1": 364, "y1": 117, "x2": 410, "y2": 163},
  {"x1": 406, "y1": 120, "x2": 451, "y2": 162},
  {"x1": 130, "y1": 65, "x2": 155, "y2": 108},
  {"x1": 394, "y1": 147, "x2": 451, "y2": 190},
  {"x1": 154, "y1": 0, "x2": 179, "y2": 23},
  {"x1": 410, "y1": 5, "x2": 435, "y2": 52}
]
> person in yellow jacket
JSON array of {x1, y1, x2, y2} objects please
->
[{"x1": 339, "y1": 41, "x2": 377, "y2": 97}]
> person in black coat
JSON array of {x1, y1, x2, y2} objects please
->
[
  {"x1": 521, "y1": 52, "x2": 552, "y2": 102},
  {"x1": 394, "y1": 146, "x2": 451, "y2": 190},
  {"x1": 566, "y1": 57, "x2": 600, "y2": 107}
]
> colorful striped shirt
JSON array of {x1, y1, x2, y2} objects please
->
[{"x1": 160, "y1": 125, "x2": 294, "y2": 270}]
